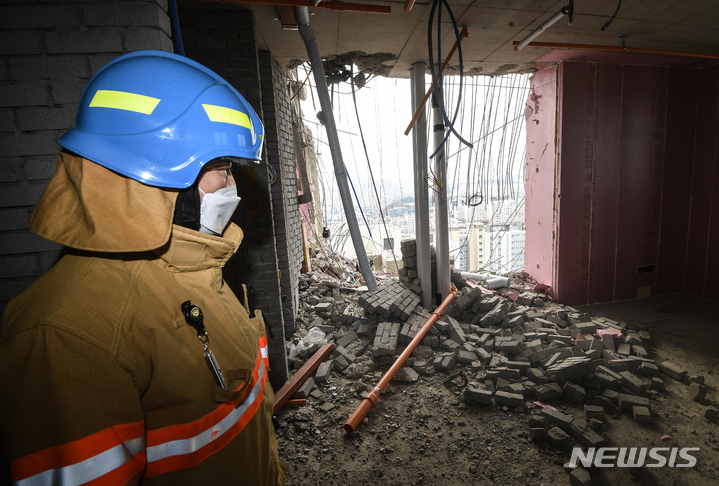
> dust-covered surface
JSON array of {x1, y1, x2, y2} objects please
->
[{"x1": 275, "y1": 253, "x2": 719, "y2": 486}]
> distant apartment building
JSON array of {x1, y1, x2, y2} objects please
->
[
  {"x1": 483, "y1": 226, "x2": 525, "y2": 273},
  {"x1": 448, "y1": 223, "x2": 485, "y2": 272}
]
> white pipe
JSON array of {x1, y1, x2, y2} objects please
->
[
  {"x1": 410, "y1": 62, "x2": 432, "y2": 309},
  {"x1": 515, "y1": 7, "x2": 568, "y2": 51},
  {"x1": 460, "y1": 272, "x2": 511, "y2": 289},
  {"x1": 431, "y1": 92, "x2": 450, "y2": 300}
]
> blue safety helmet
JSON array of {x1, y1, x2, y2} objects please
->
[{"x1": 57, "y1": 50, "x2": 264, "y2": 189}]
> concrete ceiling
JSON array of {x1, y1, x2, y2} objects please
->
[{"x1": 240, "y1": 0, "x2": 719, "y2": 77}]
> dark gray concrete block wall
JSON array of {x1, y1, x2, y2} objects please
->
[
  {"x1": 259, "y1": 52, "x2": 303, "y2": 341},
  {"x1": 0, "y1": 0, "x2": 173, "y2": 315},
  {"x1": 179, "y1": 5, "x2": 292, "y2": 387}
]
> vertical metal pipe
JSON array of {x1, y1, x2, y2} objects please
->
[
  {"x1": 410, "y1": 62, "x2": 432, "y2": 308},
  {"x1": 294, "y1": 7, "x2": 378, "y2": 292},
  {"x1": 431, "y1": 93, "x2": 450, "y2": 300}
]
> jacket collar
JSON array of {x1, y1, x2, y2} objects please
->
[{"x1": 151, "y1": 223, "x2": 244, "y2": 272}]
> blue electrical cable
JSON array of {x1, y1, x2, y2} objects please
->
[
  {"x1": 431, "y1": 0, "x2": 469, "y2": 159},
  {"x1": 427, "y1": 0, "x2": 472, "y2": 159},
  {"x1": 169, "y1": 0, "x2": 185, "y2": 56}
]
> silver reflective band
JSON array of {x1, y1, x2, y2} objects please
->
[
  {"x1": 16, "y1": 437, "x2": 145, "y2": 486},
  {"x1": 147, "y1": 359, "x2": 265, "y2": 463}
]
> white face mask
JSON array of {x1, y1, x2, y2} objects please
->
[{"x1": 198, "y1": 185, "x2": 241, "y2": 235}]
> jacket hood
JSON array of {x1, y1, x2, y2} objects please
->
[{"x1": 30, "y1": 151, "x2": 179, "y2": 252}]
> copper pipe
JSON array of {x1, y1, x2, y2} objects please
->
[
  {"x1": 512, "y1": 40, "x2": 719, "y2": 60},
  {"x1": 404, "y1": 28, "x2": 469, "y2": 136},
  {"x1": 343, "y1": 287, "x2": 458, "y2": 433},
  {"x1": 273, "y1": 343, "x2": 335, "y2": 414},
  {"x1": 202, "y1": 0, "x2": 391, "y2": 14},
  {"x1": 404, "y1": 0, "x2": 416, "y2": 12},
  {"x1": 282, "y1": 399, "x2": 307, "y2": 407}
]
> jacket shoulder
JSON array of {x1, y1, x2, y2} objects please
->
[{"x1": 1, "y1": 253, "x2": 147, "y2": 351}]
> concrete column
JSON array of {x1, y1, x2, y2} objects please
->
[{"x1": 410, "y1": 63, "x2": 432, "y2": 308}]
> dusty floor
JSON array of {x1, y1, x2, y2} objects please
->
[{"x1": 275, "y1": 293, "x2": 719, "y2": 486}]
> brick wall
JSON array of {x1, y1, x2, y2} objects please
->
[
  {"x1": 179, "y1": 5, "x2": 291, "y2": 386},
  {"x1": 260, "y1": 53, "x2": 304, "y2": 342},
  {"x1": 0, "y1": 0, "x2": 173, "y2": 315}
]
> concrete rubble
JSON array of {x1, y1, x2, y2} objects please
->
[{"x1": 287, "y1": 239, "x2": 718, "y2": 485}]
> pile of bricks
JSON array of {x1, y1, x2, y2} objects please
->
[{"x1": 291, "y1": 242, "x2": 717, "y2": 485}]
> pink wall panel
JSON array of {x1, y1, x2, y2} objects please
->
[
  {"x1": 556, "y1": 62, "x2": 597, "y2": 304},
  {"x1": 587, "y1": 63, "x2": 623, "y2": 304},
  {"x1": 656, "y1": 69, "x2": 697, "y2": 296},
  {"x1": 614, "y1": 65, "x2": 666, "y2": 301},
  {"x1": 524, "y1": 67, "x2": 557, "y2": 288},
  {"x1": 689, "y1": 65, "x2": 719, "y2": 299}
]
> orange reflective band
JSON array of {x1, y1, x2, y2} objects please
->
[
  {"x1": 10, "y1": 421, "x2": 146, "y2": 485},
  {"x1": 145, "y1": 346, "x2": 267, "y2": 477},
  {"x1": 259, "y1": 334, "x2": 270, "y2": 369}
]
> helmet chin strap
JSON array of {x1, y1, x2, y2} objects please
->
[{"x1": 173, "y1": 181, "x2": 201, "y2": 230}]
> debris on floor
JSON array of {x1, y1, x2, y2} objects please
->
[{"x1": 278, "y1": 240, "x2": 719, "y2": 486}]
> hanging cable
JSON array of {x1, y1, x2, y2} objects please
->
[
  {"x1": 169, "y1": 0, "x2": 185, "y2": 56},
  {"x1": 601, "y1": 0, "x2": 622, "y2": 31},
  {"x1": 350, "y1": 67, "x2": 401, "y2": 270},
  {"x1": 427, "y1": 0, "x2": 472, "y2": 158}
]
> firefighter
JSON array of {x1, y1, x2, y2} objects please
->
[{"x1": 0, "y1": 50, "x2": 286, "y2": 485}]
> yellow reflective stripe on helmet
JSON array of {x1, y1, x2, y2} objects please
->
[
  {"x1": 89, "y1": 90, "x2": 161, "y2": 115},
  {"x1": 202, "y1": 104, "x2": 251, "y2": 129}
]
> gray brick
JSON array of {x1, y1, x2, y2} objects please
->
[
  {"x1": 564, "y1": 381, "x2": 586, "y2": 404},
  {"x1": 619, "y1": 371, "x2": 648, "y2": 394},
  {"x1": 494, "y1": 390, "x2": 523, "y2": 408},
  {"x1": 17, "y1": 107, "x2": 75, "y2": 132},
  {"x1": 0, "y1": 109, "x2": 15, "y2": 133},
  {"x1": 292, "y1": 376, "x2": 314, "y2": 399},
  {"x1": 540, "y1": 408, "x2": 574, "y2": 430},
  {"x1": 0, "y1": 254, "x2": 42, "y2": 279},
  {"x1": 617, "y1": 394, "x2": 650, "y2": 412},
  {"x1": 10, "y1": 56, "x2": 90, "y2": 81},
  {"x1": 547, "y1": 426, "x2": 572, "y2": 447},
  {"x1": 83, "y1": 2, "x2": 171, "y2": 35},
  {"x1": 124, "y1": 28, "x2": 173, "y2": 53},
  {"x1": 0, "y1": 207, "x2": 30, "y2": 231},
  {"x1": 658, "y1": 361, "x2": 687, "y2": 381},
  {"x1": 632, "y1": 405, "x2": 652, "y2": 424},
  {"x1": 569, "y1": 422, "x2": 605, "y2": 448},
  {"x1": 0, "y1": 183, "x2": 48, "y2": 208},
  {"x1": 0, "y1": 84, "x2": 50, "y2": 108},
  {"x1": 46, "y1": 30, "x2": 123, "y2": 54},
  {"x1": 0, "y1": 230, "x2": 59, "y2": 255},
  {"x1": 535, "y1": 382, "x2": 563, "y2": 401},
  {"x1": 0, "y1": 31, "x2": 43, "y2": 56},
  {"x1": 0, "y1": 5, "x2": 82, "y2": 30},
  {"x1": 0, "y1": 161, "x2": 20, "y2": 183}
]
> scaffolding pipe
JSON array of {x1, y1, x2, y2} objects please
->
[
  {"x1": 203, "y1": 0, "x2": 391, "y2": 14},
  {"x1": 515, "y1": 6, "x2": 569, "y2": 51},
  {"x1": 295, "y1": 7, "x2": 378, "y2": 292},
  {"x1": 431, "y1": 92, "x2": 450, "y2": 300},
  {"x1": 410, "y1": 62, "x2": 432, "y2": 308},
  {"x1": 343, "y1": 287, "x2": 457, "y2": 433},
  {"x1": 512, "y1": 40, "x2": 719, "y2": 60}
]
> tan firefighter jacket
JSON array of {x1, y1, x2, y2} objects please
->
[{"x1": 0, "y1": 152, "x2": 287, "y2": 485}]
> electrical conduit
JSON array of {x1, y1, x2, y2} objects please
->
[
  {"x1": 294, "y1": 7, "x2": 378, "y2": 292},
  {"x1": 343, "y1": 286, "x2": 458, "y2": 433}
]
